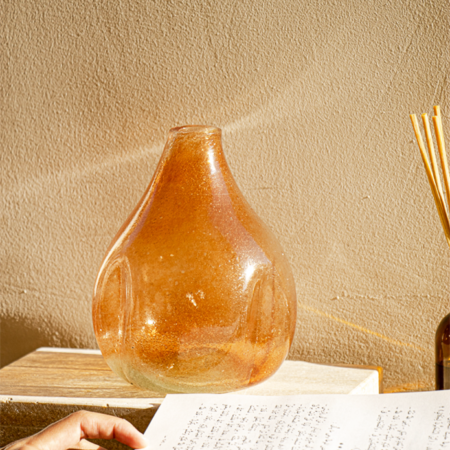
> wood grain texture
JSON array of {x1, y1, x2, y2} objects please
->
[{"x1": 0, "y1": 351, "x2": 164, "y2": 399}]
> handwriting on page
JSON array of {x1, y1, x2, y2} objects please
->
[
  {"x1": 426, "y1": 406, "x2": 450, "y2": 449},
  {"x1": 144, "y1": 391, "x2": 450, "y2": 450},
  {"x1": 366, "y1": 407, "x2": 416, "y2": 449},
  {"x1": 173, "y1": 403, "x2": 339, "y2": 450},
  {"x1": 366, "y1": 404, "x2": 450, "y2": 449}
]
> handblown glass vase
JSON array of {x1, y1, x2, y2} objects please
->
[{"x1": 92, "y1": 125, "x2": 297, "y2": 393}]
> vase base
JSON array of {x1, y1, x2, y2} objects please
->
[{"x1": 104, "y1": 344, "x2": 289, "y2": 394}]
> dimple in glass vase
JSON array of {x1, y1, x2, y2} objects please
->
[{"x1": 92, "y1": 126, "x2": 297, "y2": 393}]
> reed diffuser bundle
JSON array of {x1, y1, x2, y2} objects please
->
[
  {"x1": 410, "y1": 106, "x2": 450, "y2": 245},
  {"x1": 410, "y1": 106, "x2": 450, "y2": 390}
]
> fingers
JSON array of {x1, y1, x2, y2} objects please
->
[
  {"x1": 77, "y1": 412, "x2": 148, "y2": 449},
  {"x1": 24, "y1": 411, "x2": 148, "y2": 450}
]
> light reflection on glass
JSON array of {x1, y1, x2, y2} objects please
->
[
  {"x1": 243, "y1": 262, "x2": 256, "y2": 291},
  {"x1": 208, "y1": 149, "x2": 217, "y2": 174}
]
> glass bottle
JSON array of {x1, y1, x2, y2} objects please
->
[
  {"x1": 436, "y1": 312, "x2": 450, "y2": 390},
  {"x1": 92, "y1": 125, "x2": 297, "y2": 393}
]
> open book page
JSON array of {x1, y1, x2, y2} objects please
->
[{"x1": 143, "y1": 390, "x2": 450, "y2": 450}]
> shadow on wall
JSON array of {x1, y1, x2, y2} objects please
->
[{"x1": 0, "y1": 315, "x2": 80, "y2": 368}]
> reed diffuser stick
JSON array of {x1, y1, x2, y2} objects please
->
[
  {"x1": 409, "y1": 114, "x2": 450, "y2": 246},
  {"x1": 410, "y1": 110, "x2": 450, "y2": 244},
  {"x1": 433, "y1": 114, "x2": 450, "y2": 222},
  {"x1": 421, "y1": 114, "x2": 445, "y2": 208}
]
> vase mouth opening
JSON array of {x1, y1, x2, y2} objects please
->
[{"x1": 169, "y1": 125, "x2": 221, "y2": 136}]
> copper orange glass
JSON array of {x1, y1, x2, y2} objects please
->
[{"x1": 92, "y1": 126, "x2": 297, "y2": 393}]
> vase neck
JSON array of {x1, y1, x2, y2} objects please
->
[
  {"x1": 169, "y1": 125, "x2": 221, "y2": 139},
  {"x1": 143, "y1": 125, "x2": 244, "y2": 205},
  {"x1": 165, "y1": 126, "x2": 222, "y2": 159},
  {"x1": 158, "y1": 125, "x2": 228, "y2": 182}
]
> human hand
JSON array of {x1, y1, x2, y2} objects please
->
[{"x1": 2, "y1": 411, "x2": 148, "y2": 450}]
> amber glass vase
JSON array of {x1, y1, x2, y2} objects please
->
[{"x1": 92, "y1": 126, "x2": 297, "y2": 393}]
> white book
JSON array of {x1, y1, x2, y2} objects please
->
[{"x1": 143, "y1": 390, "x2": 450, "y2": 450}]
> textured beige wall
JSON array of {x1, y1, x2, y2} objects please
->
[{"x1": 1, "y1": 0, "x2": 450, "y2": 392}]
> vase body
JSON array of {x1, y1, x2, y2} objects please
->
[{"x1": 92, "y1": 125, "x2": 297, "y2": 393}]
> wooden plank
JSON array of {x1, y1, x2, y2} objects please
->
[
  {"x1": 240, "y1": 360, "x2": 380, "y2": 395},
  {"x1": 0, "y1": 351, "x2": 164, "y2": 399},
  {"x1": 0, "y1": 387, "x2": 160, "y2": 399},
  {"x1": 6, "y1": 351, "x2": 112, "y2": 371},
  {"x1": 1, "y1": 368, "x2": 151, "y2": 391}
]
